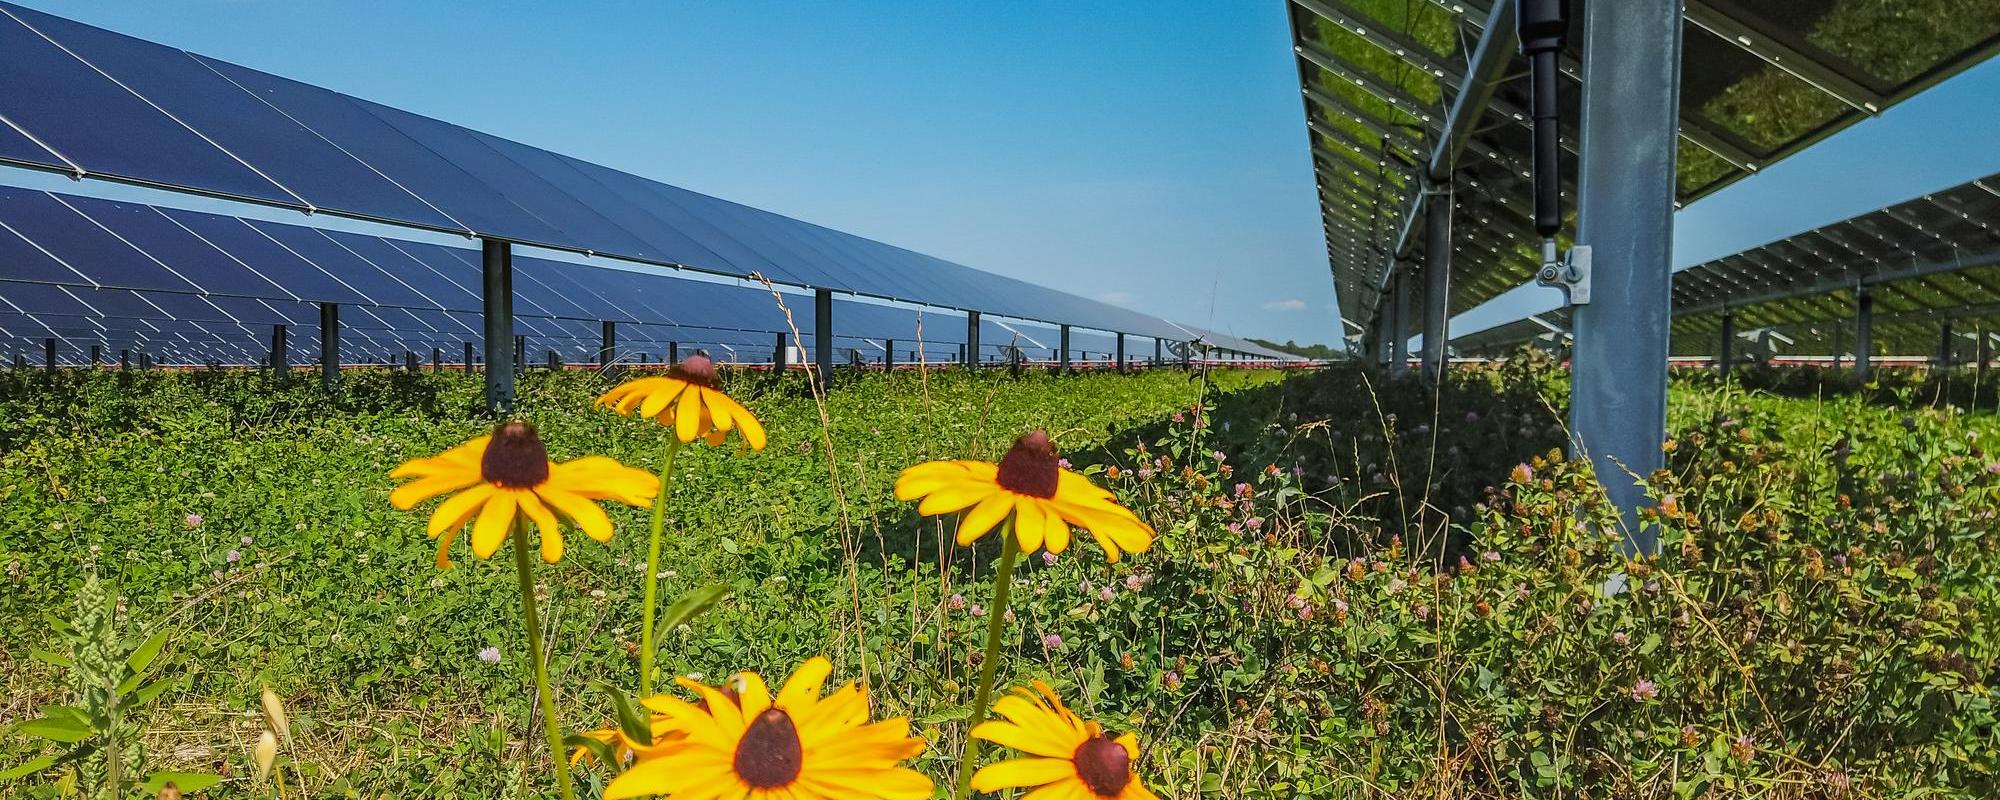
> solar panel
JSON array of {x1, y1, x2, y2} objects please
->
[{"x1": 0, "y1": 2, "x2": 1215, "y2": 348}]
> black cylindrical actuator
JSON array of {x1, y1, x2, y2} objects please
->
[{"x1": 1518, "y1": 0, "x2": 1569, "y2": 239}]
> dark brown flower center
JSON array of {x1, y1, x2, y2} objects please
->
[
  {"x1": 995, "y1": 431, "x2": 1060, "y2": 498},
  {"x1": 1073, "y1": 736, "x2": 1132, "y2": 797},
  {"x1": 671, "y1": 353, "x2": 719, "y2": 387},
  {"x1": 733, "y1": 708, "x2": 803, "y2": 789},
  {"x1": 480, "y1": 421, "x2": 550, "y2": 488}
]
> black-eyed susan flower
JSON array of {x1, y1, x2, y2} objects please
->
[
  {"x1": 388, "y1": 422, "x2": 657, "y2": 568},
  {"x1": 597, "y1": 353, "x2": 767, "y2": 449},
  {"x1": 895, "y1": 431, "x2": 1154, "y2": 561},
  {"x1": 604, "y1": 657, "x2": 932, "y2": 800},
  {"x1": 970, "y1": 681, "x2": 1159, "y2": 800}
]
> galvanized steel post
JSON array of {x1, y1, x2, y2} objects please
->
[
  {"x1": 319, "y1": 302, "x2": 340, "y2": 393},
  {"x1": 1389, "y1": 270, "x2": 1411, "y2": 378},
  {"x1": 1718, "y1": 312, "x2": 1734, "y2": 376},
  {"x1": 481, "y1": 238, "x2": 515, "y2": 414},
  {"x1": 600, "y1": 320, "x2": 618, "y2": 371},
  {"x1": 1420, "y1": 181, "x2": 1453, "y2": 382},
  {"x1": 965, "y1": 311, "x2": 982, "y2": 368},
  {"x1": 814, "y1": 288, "x2": 833, "y2": 392},
  {"x1": 1854, "y1": 289, "x2": 1874, "y2": 380},
  {"x1": 1568, "y1": 0, "x2": 1682, "y2": 554}
]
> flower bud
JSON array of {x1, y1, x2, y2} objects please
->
[
  {"x1": 260, "y1": 686, "x2": 291, "y2": 743},
  {"x1": 253, "y1": 730, "x2": 278, "y2": 782}
]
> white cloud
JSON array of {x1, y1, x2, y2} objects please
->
[
  {"x1": 1261, "y1": 298, "x2": 1307, "y2": 312},
  {"x1": 1098, "y1": 291, "x2": 1133, "y2": 304}
]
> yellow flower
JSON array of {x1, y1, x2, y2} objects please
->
[
  {"x1": 605, "y1": 657, "x2": 932, "y2": 800},
  {"x1": 597, "y1": 353, "x2": 767, "y2": 449},
  {"x1": 970, "y1": 681, "x2": 1159, "y2": 800},
  {"x1": 895, "y1": 431, "x2": 1154, "y2": 561},
  {"x1": 570, "y1": 713, "x2": 688, "y2": 767},
  {"x1": 389, "y1": 422, "x2": 657, "y2": 568}
]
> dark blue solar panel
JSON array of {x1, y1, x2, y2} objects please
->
[
  {"x1": 530, "y1": 260, "x2": 645, "y2": 322},
  {"x1": 70, "y1": 287, "x2": 164, "y2": 320},
  {"x1": 155, "y1": 207, "x2": 365, "y2": 305},
  {"x1": 57, "y1": 194, "x2": 290, "y2": 297},
  {"x1": 351, "y1": 99, "x2": 657, "y2": 258},
  {"x1": 241, "y1": 220, "x2": 435, "y2": 309},
  {"x1": 0, "y1": 280, "x2": 94, "y2": 316},
  {"x1": 188, "y1": 54, "x2": 564, "y2": 243},
  {"x1": 318, "y1": 232, "x2": 481, "y2": 312},
  {"x1": 0, "y1": 8, "x2": 291, "y2": 205},
  {"x1": 0, "y1": 115, "x2": 64, "y2": 170},
  {"x1": 479, "y1": 137, "x2": 736, "y2": 270},
  {"x1": 203, "y1": 294, "x2": 290, "y2": 325},
  {"x1": 0, "y1": 207, "x2": 92, "y2": 286},
  {"x1": 0, "y1": 189, "x2": 200, "y2": 292},
  {"x1": 2, "y1": 3, "x2": 465, "y2": 232}
]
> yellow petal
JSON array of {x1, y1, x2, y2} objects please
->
[
  {"x1": 470, "y1": 490, "x2": 518, "y2": 558},
  {"x1": 427, "y1": 484, "x2": 495, "y2": 537},
  {"x1": 956, "y1": 492, "x2": 1015, "y2": 547},
  {"x1": 635, "y1": 378, "x2": 689, "y2": 418},
  {"x1": 536, "y1": 486, "x2": 615, "y2": 543},
  {"x1": 775, "y1": 657, "x2": 833, "y2": 710},
  {"x1": 917, "y1": 482, "x2": 999, "y2": 516},
  {"x1": 1012, "y1": 496, "x2": 1046, "y2": 552},
  {"x1": 699, "y1": 388, "x2": 734, "y2": 433},
  {"x1": 1041, "y1": 502, "x2": 1070, "y2": 554},
  {"x1": 734, "y1": 671, "x2": 772, "y2": 717},
  {"x1": 389, "y1": 469, "x2": 481, "y2": 510},
  {"x1": 971, "y1": 757, "x2": 1080, "y2": 792},
  {"x1": 517, "y1": 491, "x2": 565, "y2": 563},
  {"x1": 432, "y1": 525, "x2": 461, "y2": 570},
  {"x1": 675, "y1": 386, "x2": 703, "y2": 443}
]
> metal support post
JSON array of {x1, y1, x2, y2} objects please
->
[
  {"x1": 432, "y1": 347, "x2": 442, "y2": 372},
  {"x1": 1718, "y1": 312, "x2": 1734, "y2": 376},
  {"x1": 274, "y1": 326, "x2": 292, "y2": 386},
  {"x1": 1569, "y1": 0, "x2": 1682, "y2": 553},
  {"x1": 89, "y1": 344, "x2": 101, "y2": 368},
  {"x1": 884, "y1": 339, "x2": 895, "y2": 371},
  {"x1": 319, "y1": 302, "x2": 340, "y2": 392},
  {"x1": 1115, "y1": 332, "x2": 1127, "y2": 373},
  {"x1": 1855, "y1": 289, "x2": 1874, "y2": 380},
  {"x1": 44, "y1": 337, "x2": 56, "y2": 374},
  {"x1": 1977, "y1": 329, "x2": 1991, "y2": 392},
  {"x1": 669, "y1": 341, "x2": 679, "y2": 365},
  {"x1": 481, "y1": 238, "x2": 516, "y2": 413},
  {"x1": 464, "y1": 342, "x2": 476, "y2": 375},
  {"x1": 120, "y1": 349, "x2": 131, "y2": 372},
  {"x1": 1059, "y1": 325, "x2": 1072, "y2": 373},
  {"x1": 814, "y1": 288, "x2": 833, "y2": 392},
  {"x1": 600, "y1": 320, "x2": 618, "y2": 371},
  {"x1": 960, "y1": 312, "x2": 976, "y2": 368},
  {"x1": 406, "y1": 351, "x2": 419, "y2": 372},
  {"x1": 1389, "y1": 271, "x2": 1410, "y2": 377},
  {"x1": 546, "y1": 350, "x2": 560, "y2": 370},
  {"x1": 775, "y1": 332, "x2": 790, "y2": 371},
  {"x1": 1420, "y1": 181, "x2": 1453, "y2": 382},
  {"x1": 1938, "y1": 321, "x2": 1955, "y2": 369},
  {"x1": 514, "y1": 336, "x2": 526, "y2": 376}
]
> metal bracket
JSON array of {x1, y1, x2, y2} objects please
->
[{"x1": 1536, "y1": 244, "x2": 1592, "y2": 305}]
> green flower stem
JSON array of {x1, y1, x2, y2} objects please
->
[
  {"x1": 954, "y1": 520, "x2": 1020, "y2": 800},
  {"x1": 510, "y1": 519, "x2": 574, "y2": 800},
  {"x1": 638, "y1": 436, "x2": 685, "y2": 697}
]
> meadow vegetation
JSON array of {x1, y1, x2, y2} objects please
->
[{"x1": 2, "y1": 357, "x2": 1997, "y2": 798}]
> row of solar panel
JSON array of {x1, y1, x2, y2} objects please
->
[{"x1": 0, "y1": 2, "x2": 1209, "y2": 345}]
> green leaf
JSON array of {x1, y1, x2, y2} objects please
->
[
  {"x1": 141, "y1": 772, "x2": 223, "y2": 793},
  {"x1": 658, "y1": 584, "x2": 731, "y2": 633},
  {"x1": 13, "y1": 716, "x2": 93, "y2": 743},
  {"x1": 118, "y1": 678, "x2": 178, "y2": 711},
  {"x1": 127, "y1": 628, "x2": 171, "y2": 674},
  {"x1": 562, "y1": 734, "x2": 616, "y2": 770},
  {"x1": 28, "y1": 649, "x2": 73, "y2": 669},
  {"x1": 593, "y1": 681, "x2": 652, "y2": 746},
  {"x1": 0, "y1": 755, "x2": 57, "y2": 781}
]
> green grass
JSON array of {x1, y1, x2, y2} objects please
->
[{"x1": 4, "y1": 361, "x2": 2000, "y2": 798}]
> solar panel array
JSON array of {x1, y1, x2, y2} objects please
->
[
  {"x1": 1451, "y1": 172, "x2": 2000, "y2": 359},
  {"x1": 1289, "y1": 0, "x2": 2000, "y2": 329},
  {"x1": 0, "y1": 186, "x2": 1264, "y2": 368},
  {"x1": 0, "y1": 2, "x2": 1297, "y2": 366}
]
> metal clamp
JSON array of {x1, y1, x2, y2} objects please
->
[{"x1": 1536, "y1": 243, "x2": 1592, "y2": 305}]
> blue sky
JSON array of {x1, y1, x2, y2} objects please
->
[{"x1": 5, "y1": 1, "x2": 1337, "y2": 347}]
